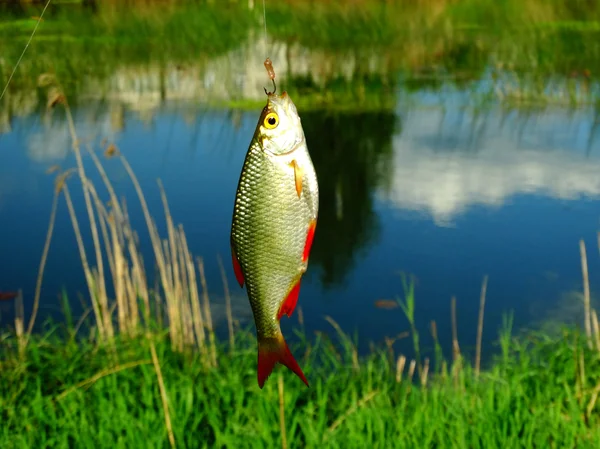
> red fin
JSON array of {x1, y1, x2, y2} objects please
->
[
  {"x1": 277, "y1": 278, "x2": 301, "y2": 320},
  {"x1": 231, "y1": 247, "x2": 244, "y2": 288},
  {"x1": 302, "y1": 219, "x2": 317, "y2": 263},
  {"x1": 257, "y1": 334, "x2": 309, "y2": 388}
]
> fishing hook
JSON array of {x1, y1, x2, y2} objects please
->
[{"x1": 264, "y1": 79, "x2": 277, "y2": 96}]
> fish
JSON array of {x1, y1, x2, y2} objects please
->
[{"x1": 230, "y1": 90, "x2": 319, "y2": 389}]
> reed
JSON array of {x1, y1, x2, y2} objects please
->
[
  {"x1": 475, "y1": 274, "x2": 488, "y2": 378},
  {"x1": 30, "y1": 75, "x2": 226, "y2": 371}
]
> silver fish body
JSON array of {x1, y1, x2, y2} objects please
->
[{"x1": 230, "y1": 91, "x2": 318, "y2": 388}]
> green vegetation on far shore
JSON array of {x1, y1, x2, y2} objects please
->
[{"x1": 2, "y1": 0, "x2": 600, "y2": 114}]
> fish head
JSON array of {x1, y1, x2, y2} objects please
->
[{"x1": 256, "y1": 92, "x2": 304, "y2": 156}]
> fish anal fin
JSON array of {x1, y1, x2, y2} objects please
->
[
  {"x1": 231, "y1": 246, "x2": 245, "y2": 288},
  {"x1": 277, "y1": 277, "x2": 302, "y2": 320},
  {"x1": 290, "y1": 160, "x2": 303, "y2": 198},
  {"x1": 257, "y1": 333, "x2": 309, "y2": 388},
  {"x1": 302, "y1": 219, "x2": 317, "y2": 263}
]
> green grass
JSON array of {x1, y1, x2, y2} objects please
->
[{"x1": 2, "y1": 316, "x2": 600, "y2": 448}]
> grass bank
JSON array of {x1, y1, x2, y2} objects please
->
[{"x1": 2, "y1": 315, "x2": 600, "y2": 448}]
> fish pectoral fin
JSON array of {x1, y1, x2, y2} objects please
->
[
  {"x1": 230, "y1": 245, "x2": 245, "y2": 288},
  {"x1": 257, "y1": 333, "x2": 309, "y2": 388},
  {"x1": 290, "y1": 159, "x2": 303, "y2": 198},
  {"x1": 277, "y1": 276, "x2": 302, "y2": 320}
]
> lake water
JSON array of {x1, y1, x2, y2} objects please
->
[{"x1": 1, "y1": 5, "x2": 600, "y2": 363}]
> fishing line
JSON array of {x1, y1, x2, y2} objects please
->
[
  {"x1": 262, "y1": 0, "x2": 268, "y2": 58},
  {"x1": 261, "y1": 0, "x2": 276, "y2": 95},
  {"x1": 0, "y1": 0, "x2": 52, "y2": 102}
]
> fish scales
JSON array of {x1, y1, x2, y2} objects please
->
[{"x1": 232, "y1": 141, "x2": 316, "y2": 336}]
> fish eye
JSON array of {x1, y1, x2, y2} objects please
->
[{"x1": 263, "y1": 112, "x2": 279, "y2": 129}]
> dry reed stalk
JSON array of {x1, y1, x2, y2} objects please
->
[
  {"x1": 326, "y1": 390, "x2": 378, "y2": 435},
  {"x1": 159, "y1": 181, "x2": 185, "y2": 341},
  {"x1": 63, "y1": 101, "x2": 112, "y2": 339},
  {"x1": 396, "y1": 355, "x2": 406, "y2": 383},
  {"x1": 87, "y1": 146, "x2": 135, "y2": 328},
  {"x1": 592, "y1": 310, "x2": 600, "y2": 352},
  {"x1": 407, "y1": 359, "x2": 416, "y2": 384},
  {"x1": 15, "y1": 290, "x2": 25, "y2": 358},
  {"x1": 173, "y1": 229, "x2": 191, "y2": 346},
  {"x1": 421, "y1": 357, "x2": 429, "y2": 386},
  {"x1": 580, "y1": 239, "x2": 593, "y2": 347},
  {"x1": 180, "y1": 230, "x2": 197, "y2": 349},
  {"x1": 451, "y1": 296, "x2": 460, "y2": 361},
  {"x1": 430, "y1": 320, "x2": 438, "y2": 342},
  {"x1": 154, "y1": 272, "x2": 163, "y2": 327},
  {"x1": 62, "y1": 184, "x2": 106, "y2": 339},
  {"x1": 119, "y1": 157, "x2": 179, "y2": 340},
  {"x1": 324, "y1": 315, "x2": 359, "y2": 371},
  {"x1": 441, "y1": 360, "x2": 448, "y2": 382},
  {"x1": 86, "y1": 147, "x2": 121, "y2": 265},
  {"x1": 278, "y1": 374, "x2": 288, "y2": 449},
  {"x1": 580, "y1": 352, "x2": 586, "y2": 392},
  {"x1": 217, "y1": 254, "x2": 235, "y2": 351},
  {"x1": 85, "y1": 182, "x2": 130, "y2": 334},
  {"x1": 91, "y1": 179, "x2": 144, "y2": 336},
  {"x1": 150, "y1": 340, "x2": 176, "y2": 448},
  {"x1": 73, "y1": 306, "x2": 93, "y2": 339},
  {"x1": 85, "y1": 145, "x2": 125, "y2": 223},
  {"x1": 26, "y1": 187, "x2": 60, "y2": 342},
  {"x1": 181, "y1": 233, "x2": 208, "y2": 361},
  {"x1": 127, "y1": 235, "x2": 149, "y2": 323},
  {"x1": 56, "y1": 359, "x2": 152, "y2": 401},
  {"x1": 586, "y1": 381, "x2": 600, "y2": 420},
  {"x1": 198, "y1": 258, "x2": 217, "y2": 366},
  {"x1": 124, "y1": 271, "x2": 137, "y2": 335},
  {"x1": 96, "y1": 205, "x2": 117, "y2": 290},
  {"x1": 475, "y1": 275, "x2": 488, "y2": 378}
]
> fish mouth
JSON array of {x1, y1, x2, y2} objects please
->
[
  {"x1": 268, "y1": 92, "x2": 300, "y2": 122},
  {"x1": 266, "y1": 91, "x2": 290, "y2": 107}
]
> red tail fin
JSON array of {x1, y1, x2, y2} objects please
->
[{"x1": 257, "y1": 333, "x2": 309, "y2": 388}]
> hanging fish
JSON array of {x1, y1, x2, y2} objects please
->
[{"x1": 230, "y1": 82, "x2": 319, "y2": 389}]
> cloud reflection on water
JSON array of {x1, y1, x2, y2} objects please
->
[{"x1": 380, "y1": 107, "x2": 600, "y2": 225}]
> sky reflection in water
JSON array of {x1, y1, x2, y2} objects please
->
[{"x1": 1, "y1": 87, "x2": 599, "y2": 362}]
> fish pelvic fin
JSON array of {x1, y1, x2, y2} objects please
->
[
  {"x1": 230, "y1": 245, "x2": 245, "y2": 288},
  {"x1": 277, "y1": 276, "x2": 302, "y2": 320},
  {"x1": 302, "y1": 219, "x2": 317, "y2": 263},
  {"x1": 257, "y1": 332, "x2": 309, "y2": 389}
]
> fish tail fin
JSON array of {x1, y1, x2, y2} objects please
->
[{"x1": 257, "y1": 332, "x2": 309, "y2": 389}]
